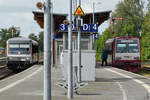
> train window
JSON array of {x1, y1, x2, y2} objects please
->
[
  {"x1": 20, "y1": 44, "x2": 30, "y2": 48},
  {"x1": 9, "y1": 44, "x2": 19, "y2": 48},
  {"x1": 116, "y1": 43, "x2": 139, "y2": 53},
  {"x1": 128, "y1": 43, "x2": 139, "y2": 53},
  {"x1": 8, "y1": 43, "x2": 30, "y2": 54},
  {"x1": 19, "y1": 48, "x2": 30, "y2": 54},
  {"x1": 116, "y1": 43, "x2": 127, "y2": 53},
  {"x1": 9, "y1": 48, "x2": 20, "y2": 54}
]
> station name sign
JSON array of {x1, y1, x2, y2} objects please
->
[{"x1": 59, "y1": 24, "x2": 98, "y2": 33}]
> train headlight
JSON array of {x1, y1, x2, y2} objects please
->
[
  {"x1": 26, "y1": 57, "x2": 30, "y2": 61},
  {"x1": 8, "y1": 57, "x2": 13, "y2": 60},
  {"x1": 115, "y1": 57, "x2": 122, "y2": 60}
]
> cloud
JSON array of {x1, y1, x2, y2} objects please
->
[
  {"x1": 82, "y1": 0, "x2": 123, "y2": 13},
  {"x1": 0, "y1": 12, "x2": 41, "y2": 37},
  {"x1": 0, "y1": 0, "x2": 38, "y2": 13},
  {"x1": 0, "y1": 0, "x2": 42, "y2": 37},
  {"x1": 52, "y1": 0, "x2": 69, "y2": 13},
  {"x1": 0, "y1": 0, "x2": 127, "y2": 37}
]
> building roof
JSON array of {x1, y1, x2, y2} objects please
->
[{"x1": 32, "y1": 11, "x2": 111, "y2": 33}]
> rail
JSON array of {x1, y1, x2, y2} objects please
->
[
  {"x1": 0, "y1": 57, "x2": 6, "y2": 67},
  {"x1": 143, "y1": 67, "x2": 150, "y2": 71}
]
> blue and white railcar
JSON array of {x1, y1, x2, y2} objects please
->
[{"x1": 6, "y1": 37, "x2": 39, "y2": 71}]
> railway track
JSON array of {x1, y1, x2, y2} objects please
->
[
  {"x1": 0, "y1": 55, "x2": 42, "y2": 80},
  {"x1": 0, "y1": 66, "x2": 14, "y2": 80},
  {"x1": 0, "y1": 63, "x2": 41, "y2": 80},
  {"x1": 142, "y1": 67, "x2": 150, "y2": 71},
  {"x1": 0, "y1": 57, "x2": 6, "y2": 66}
]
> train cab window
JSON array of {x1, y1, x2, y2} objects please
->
[
  {"x1": 128, "y1": 43, "x2": 139, "y2": 53},
  {"x1": 8, "y1": 43, "x2": 30, "y2": 54},
  {"x1": 116, "y1": 43, "x2": 127, "y2": 53},
  {"x1": 8, "y1": 44, "x2": 20, "y2": 54},
  {"x1": 20, "y1": 44, "x2": 30, "y2": 54},
  {"x1": 116, "y1": 42, "x2": 139, "y2": 53}
]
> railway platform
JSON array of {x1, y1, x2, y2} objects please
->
[{"x1": 0, "y1": 64, "x2": 150, "y2": 100}]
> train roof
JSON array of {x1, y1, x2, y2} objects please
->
[
  {"x1": 7, "y1": 37, "x2": 38, "y2": 45},
  {"x1": 105, "y1": 36, "x2": 139, "y2": 44},
  {"x1": 115, "y1": 36, "x2": 139, "y2": 39}
]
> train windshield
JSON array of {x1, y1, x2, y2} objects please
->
[
  {"x1": 116, "y1": 43, "x2": 127, "y2": 53},
  {"x1": 128, "y1": 43, "x2": 139, "y2": 53},
  {"x1": 8, "y1": 43, "x2": 30, "y2": 54},
  {"x1": 116, "y1": 39, "x2": 139, "y2": 53}
]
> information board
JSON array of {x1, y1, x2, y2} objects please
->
[{"x1": 59, "y1": 24, "x2": 98, "y2": 33}]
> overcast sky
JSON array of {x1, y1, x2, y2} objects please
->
[{"x1": 0, "y1": 0, "x2": 147, "y2": 37}]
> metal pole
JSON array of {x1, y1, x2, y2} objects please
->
[
  {"x1": 44, "y1": 0, "x2": 52, "y2": 100},
  {"x1": 51, "y1": 3, "x2": 54, "y2": 67},
  {"x1": 68, "y1": 0, "x2": 73, "y2": 98},
  {"x1": 77, "y1": 17, "x2": 81, "y2": 82},
  {"x1": 92, "y1": 2, "x2": 95, "y2": 50},
  {"x1": 79, "y1": 0, "x2": 81, "y2": 5},
  {"x1": 93, "y1": 2, "x2": 95, "y2": 24},
  {"x1": 77, "y1": 0, "x2": 81, "y2": 83}
]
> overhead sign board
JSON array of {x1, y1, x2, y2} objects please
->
[
  {"x1": 59, "y1": 24, "x2": 98, "y2": 33},
  {"x1": 74, "y1": 6, "x2": 85, "y2": 16}
]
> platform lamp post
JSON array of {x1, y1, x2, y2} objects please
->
[
  {"x1": 37, "y1": 1, "x2": 52, "y2": 100},
  {"x1": 92, "y1": 1, "x2": 101, "y2": 24},
  {"x1": 92, "y1": 2, "x2": 101, "y2": 49},
  {"x1": 11, "y1": 26, "x2": 15, "y2": 38}
]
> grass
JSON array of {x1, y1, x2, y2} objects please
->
[
  {"x1": 136, "y1": 70, "x2": 150, "y2": 75},
  {"x1": 136, "y1": 64, "x2": 150, "y2": 77}
]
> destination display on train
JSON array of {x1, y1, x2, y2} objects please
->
[
  {"x1": 59, "y1": 24, "x2": 98, "y2": 33},
  {"x1": 121, "y1": 40, "x2": 134, "y2": 43},
  {"x1": 117, "y1": 39, "x2": 138, "y2": 43}
]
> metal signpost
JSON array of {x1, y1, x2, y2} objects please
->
[
  {"x1": 77, "y1": 16, "x2": 81, "y2": 83},
  {"x1": 68, "y1": 0, "x2": 73, "y2": 99},
  {"x1": 58, "y1": 2, "x2": 98, "y2": 98},
  {"x1": 110, "y1": 17, "x2": 123, "y2": 37},
  {"x1": 44, "y1": 0, "x2": 52, "y2": 100},
  {"x1": 74, "y1": 3, "x2": 85, "y2": 83}
]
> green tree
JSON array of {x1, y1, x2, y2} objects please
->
[
  {"x1": 95, "y1": 0, "x2": 144, "y2": 61},
  {"x1": 112, "y1": 0, "x2": 144, "y2": 37},
  {"x1": 28, "y1": 33, "x2": 38, "y2": 42},
  {"x1": 0, "y1": 27, "x2": 20, "y2": 48},
  {"x1": 141, "y1": 10, "x2": 150, "y2": 61},
  {"x1": 28, "y1": 32, "x2": 44, "y2": 52},
  {"x1": 38, "y1": 31, "x2": 44, "y2": 52},
  {"x1": 147, "y1": 0, "x2": 150, "y2": 11},
  {"x1": 95, "y1": 27, "x2": 111, "y2": 60}
]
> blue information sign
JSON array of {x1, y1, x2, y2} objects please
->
[
  {"x1": 59, "y1": 24, "x2": 98, "y2": 32},
  {"x1": 94, "y1": 34, "x2": 99, "y2": 39}
]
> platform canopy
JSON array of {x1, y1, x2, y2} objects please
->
[{"x1": 32, "y1": 11, "x2": 111, "y2": 33}]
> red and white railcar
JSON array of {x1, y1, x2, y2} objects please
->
[{"x1": 105, "y1": 37, "x2": 141, "y2": 72}]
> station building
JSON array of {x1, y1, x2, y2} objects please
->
[{"x1": 32, "y1": 11, "x2": 111, "y2": 67}]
